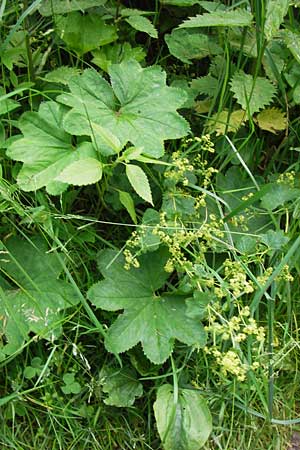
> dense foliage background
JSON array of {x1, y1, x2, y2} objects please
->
[{"x1": 1, "y1": 1, "x2": 300, "y2": 448}]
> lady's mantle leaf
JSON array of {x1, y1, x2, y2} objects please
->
[
  {"x1": 126, "y1": 164, "x2": 153, "y2": 205},
  {"x1": 58, "y1": 60, "x2": 190, "y2": 158},
  {"x1": 87, "y1": 248, "x2": 206, "y2": 364},
  {"x1": 99, "y1": 366, "x2": 143, "y2": 407},
  {"x1": 230, "y1": 71, "x2": 277, "y2": 115},
  {"x1": 55, "y1": 12, "x2": 118, "y2": 56},
  {"x1": 153, "y1": 384, "x2": 212, "y2": 450},
  {"x1": 0, "y1": 237, "x2": 80, "y2": 355},
  {"x1": 6, "y1": 101, "x2": 97, "y2": 193},
  {"x1": 56, "y1": 157, "x2": 103, "y2": 185}
]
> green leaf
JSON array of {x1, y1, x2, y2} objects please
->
[
  {"x1": 160, "y1": 0, "x2": 200, "y2": 5},
  {"x1": 99, "y1": 366, "x2": 143, "y2": 407},
  {"x1": 118, "y1": 190, "x2": 137, "y2": 224},
  {"x1": 39, "y1": 0, "x2": 107, "y2": 16},
  {"x1": 88, "y1": 248, "x2": 206, "y2": 364},
  {"x1": 260, "y1": 229, "x2": 289, "y2": 250},
  {"x1": 191, "y1": 75, "x2": 219, "y2": 97},
  {"x1": 165, "y1": 29, "x2": 221, "y2": 64},
  {"x1": 0, "y1": 237, "x2": 80, "y2": 354},
  {"x1": 230, "y1": 71, "x2": 277, "y2": 115},
  {"x1": 154, "y1": 384, "x2": 212, "y2": 450},
  {"x1": 92, "y1": 43, "x2": 145, "y2": 73},
  {"x1": 6, "y1": 102, "x2": 98, "y2": 193},
  {"x1": 55, "y1": 157, "x2": 103, "y2": 185},
  {"x1": 62, "y1": 373, "x2": 81, "y2": 394},
  {"x1": 260, "y1": 184, "x2": 300, "y2": 210},
  {"x1": 179, "y1": 9, "x2": 252, "y2": 28},
  {"x1": 0, "y1": 87, "x2": 20, "y2": 115},
  {"x1": 126, "y1": 164, "x2": 153, "y2": 205},
  {"x1": 125, "y1": 15, "x2": 158, "y2": 38},
  {"x1": 44, "y1": 66, "x2": 81, "y2": 85},
  {"x1": 264, "y1": 0, "x2": 289, "y2": 41},
  {"x1": 58, "y1": 60, "x2": 190, "y2": 158},
  {"x1": 282, "y1": 30, "x2": 300, "y2": 64},
  {"x1": 55, "y1": 12, "x2": 118, "y2": 56}
]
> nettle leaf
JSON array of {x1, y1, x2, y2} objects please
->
[
  {"x1": 0, "y1": 237, "x2": 80, "y2": 355},
  {"x1": 208, "y1": 109, "x2": 247, "y2": 135},
  {"x1": 58, "y1": 60, "x2": 190, "y2": 158},
  {"x1": 264, "y1": 0, "x2": 289, "y2": 41},
  {"x1": 99, "y1": 366, "x2": 143, "y2": 407},
  {"x1": 55, "y1": 12, "x2": 117, "y2": 56},
  {"x1": 190, "y1": 75, "x2": 219, "y2": 97},
  {"x1": 6, "y1": 101, "x2": 97, "y2": 193},
  {"x1": 179, "y1": 9, "x2": 252, "y2": 28},
  {"x1": 255, "y1": 108, "x2": 287, "y2": 134},
  {"x1": 230, "y1": 71, "x2": 277, "y2": 115},
  {"x1": 125, "y1": 15, "x2": 158, "y2": 38},
  {"x1": 165, "y1": 29, "x2": 221, "y2": 64},
  {"x1": 126, "y1": 164, "x2": 153, "y2": 205},
  {"x1": 118, "y1": 190, "x2": 137, "y2": 224},
  {"x1": 92, "y1": 43, "x2": 145, "y2": 73},
  {"x1": 39, "y1": 0, "x2": 107, "y2": 16},
  {"x1": 87, "y1": 248, "x2": 206, "y2": 364},
  {"x1": 154, "y1": 384, "x2": 212, "y2": 450},
  {"x1": 282, "y1": 30, "x2": 300, "y2": 64}
]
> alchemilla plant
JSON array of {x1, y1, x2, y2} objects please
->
[{"x1": 0, "y1": 1, "x2": 300, "y2": 449}]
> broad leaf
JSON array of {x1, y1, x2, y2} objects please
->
[
  {"x1": 99, "y1": 366, "x2": 143, "y2": 407},
  {"x1": 264, "y1": 0, "x2": 289, "y2": 41},
  {"x1": 165, "y1": 29, "x2": 221, "y2": 64},
  {"x1": 260, "y1": 184, "x2": 300, "y2": 210},
  {"x1": 6, "y1": 101, "x2": 97, "y2": 193},
  {"x1": 55, "y1": 12, "x2": 117, "y2": 56},
  {"x1": 126, "y1": 164, "x2": 153, "y2": 205},
  {"x1": 179, "y1": 9, "x2": 252, "y2": 28},
  {"x1": 58, "y1": 60, "x2": 190, "y2": 158},
  {"x1": 88, "y1": 248, "x2": 207, "y2": 364},
  {"x1": 230, "y1": 71, "x2": 277, "y2": 115},
  {"x1": 56, "y1": 157, "x2": 103, "y2": 185},
  {"x1": 125, "y1": 15, "x2": 158, "y2": 38},
  {"x1": 44, "y1": 66, "x2": 81, "y2": 85},
  {"x1": 0, "y1": 237, "x2": 80, "y2": 355},
  {"x1": 39, "y1": 0, "x2": 107, "y2": 16},
  {"x1": 154, "y1": 384, "x2": 212, "y2": 450},
  {"x1": 118, "y1": 190, "x2": 137, "y2": 224},
  {"x1": 255, "y1": 108, "x2": 287, "y2": 134},
  {"x1": 282, "y1": 30, "x2": 300, "y2": 64},
  {"x1": 92, "y1": 43, "x2": 145, "y2": 73}
]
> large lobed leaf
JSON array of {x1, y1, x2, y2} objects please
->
[
  {"x1": 88, "y1": 248, "x2": 206, "y2": 364},
  {"x1": 58, "y1": 60, "x2": 190, "y2": 158},
  {"x1": 6, "y1": 101, "x2": 100, "y2": 193},
  {"x1": 0, "y1": 237, "x2": 80, "y2": 356}
]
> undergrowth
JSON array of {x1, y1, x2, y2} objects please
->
[{"x1": 1, "y1": 0, "x2": 300, "y2": 449}]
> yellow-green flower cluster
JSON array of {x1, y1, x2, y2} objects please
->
[
  {"x1": 164, "y1": 151, "x2": 194, "y2": 185},
  {"x1": 277, "y1": 170, "x2": 296, "y2": 186},
  {"x1": 223, "y1": 259, "x2": 254, "y2": 297}
]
